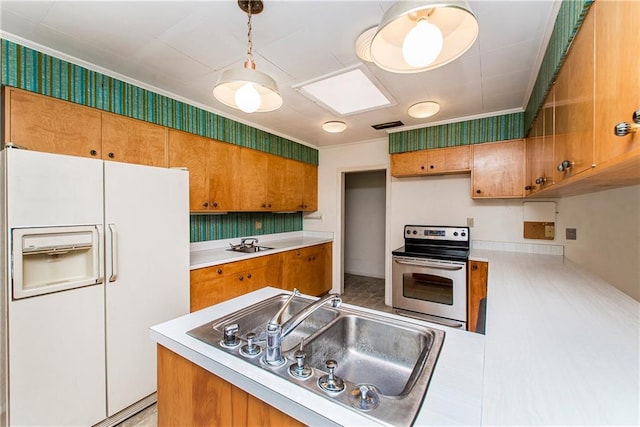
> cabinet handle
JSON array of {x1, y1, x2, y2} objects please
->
[
  {"x1": 475, "y1": 189, "x2": 482, "y2": 194},
  {"x1": 420, "y1": 165, "x2": 425, "y2": 170},
  {"x1": 429, "y1": 165, "x2": 435, "y2": 169},
  {"x1": 203, "y1": 202, "x2": 209, "y2": 208},
  {"x1": 238, "y1": 275, "x2": 244, "y2": 281},
  {"x1": 267, "y1": 203, "x2": 272, "y2": 208},
  {"x1": 108, "y1": 152, "x2": 115, "y2": 159},
  {"x1": 525, "y1": 185, "x2": 534, "y2": 191},
  {"x1": 614, "y1": 122, "x2": 639, "y2": 137},
  {"x1": 557, "y1": 160, "x2": 573, "y2": 172},
  {"x1": 247, "y1": 273, "x2": 252, "y2": 279},
  {"x1": 217, "y1": 268, "x2": 223, "y2": 274},
  {"x1": 472, "y1": 264, "x2": 478, "y2": 271},
  {"x1": 90, "y1": 149, "x2": 98, "y2": 156},
  {"x1": 212, "y1": 201, "x2": 218, "y2": 208},
  {"x1": 535, "y1": 176, "x2": 549, "y2": 185},
  {"x1": 261, "y1": 203, "x2": 267, "y2": 208}
]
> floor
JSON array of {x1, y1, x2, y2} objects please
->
[{"x1": 117, "y1": 273, "x2": 387, "y2": 427}]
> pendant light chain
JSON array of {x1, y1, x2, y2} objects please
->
[{"x1": 246, "y1": 2, "x2": 254, "y2": 64}]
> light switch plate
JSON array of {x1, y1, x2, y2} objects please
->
[{"x1": 566, "y1": 228, "x2": 577, "y2": 240}]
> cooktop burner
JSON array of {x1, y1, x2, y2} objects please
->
[{"x1": 393, "y1": 225, "x2": 470, "y2": 262}]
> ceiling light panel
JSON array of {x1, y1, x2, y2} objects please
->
[{"x1": 297, "y1": 68, "x2": 393, "y2": 116}]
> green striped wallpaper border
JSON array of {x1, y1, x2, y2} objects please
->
[
  {"x1": 190, "y1": 212, "x2": 303, "y2": 242},
  {"x1": 0, "y1": 39, "x2": 318, "y2": 165},
  {"x1": 524, "y1": 0, "x2": 593, "y2": 132},
  {"x1": 389, "y1": 112, "x2": 524, "y2": 153}
]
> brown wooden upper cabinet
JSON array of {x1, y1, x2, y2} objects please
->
[
  {"x1": 593, "y1": 0, "x2": 640, "y2": 166},
  {"x1": 391, "y1": 145, "x2": 471, "y2": 177},
  {"x1": 285, "y1": 159, "x2": 318, "y2": 211},
  {"x1": 553, "y1": 8, "x2": 595, "y2": 183},
  {"x1": 168, "y1": 129, "x2": 239, "y2": 212},
  {"x1": 472, "y1": 139, "x2": 525, "y2": 198},
  {"x1": 101, "y1": 113, "x2": 168, "y2": 167},
  {"x1": 3, "y1": 87, "x2": 102, "y2": 157},
  {"x1": 4, "y1": 88, "x2": 168, "y2": 166}
]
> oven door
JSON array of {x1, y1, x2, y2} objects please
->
[{"x1": 392, "y1": 256, "x2": 467, "y2": 326}]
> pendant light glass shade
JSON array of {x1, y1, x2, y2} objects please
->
[
  {"x1": 212, "y1": 0, "x2": 282, "y2": 113},
  {"x1": 370, "y1": 0, "x2": 478, "y2": 73},
  {"x1": 213, "y1": 66, "x2": 283, "y2": 113}
]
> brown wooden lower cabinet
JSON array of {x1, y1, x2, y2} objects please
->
[
  {"x1": 468, "y1": 260, "x2": 488, "y2": 333},
  {"x1": 190, "y1": 243, "x2": 332, "y2": 312},
  {"x1": 157, "y1": 345, "x2": 304, "y2": 427}
]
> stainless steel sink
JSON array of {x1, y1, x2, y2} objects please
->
[
  {"x1": 303, "y1": 313, "x2": 437, "y2": 397},
  {"x1": 226, "y1": 245, "x2": 273, "y2": 253},
  {"x1": 187, "y1": 294, "x2": 445, "y2": 426}
]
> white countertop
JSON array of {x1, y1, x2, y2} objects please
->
[
  {"x1": 190, "y1": 231, "x2": 334, "y2": 269},
  {"x1": 150, "y1": 287, "x2": 485, "y2": 426},
  {"x1": 474, "y1": 249, "x2": 639, "y2": 426},
  {"x1": 154, "y1": 242, "x2": 639, "y2": 426}
]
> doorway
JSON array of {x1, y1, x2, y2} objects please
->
[{"x1": 341, "y1": 169, "x2": 390, "y2": 312}]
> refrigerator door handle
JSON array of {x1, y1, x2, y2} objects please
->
[
  {"x1": 108, "y1": 224, "x2": 118, "y2": 282},
  {"x1": 96, "y1": 225, "x2": 104, "y2": 284}
]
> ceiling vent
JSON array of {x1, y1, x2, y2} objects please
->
[{"x1": 372, "y1": 120, "x2": 404, "y2": 130}]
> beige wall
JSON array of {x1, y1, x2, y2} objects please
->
[
  {"x1": 556, "y1": 185, "x2": 640, "y2": 301},
  {"x1": 309, "y1": 139, "x2": 640, "y2": 302}
]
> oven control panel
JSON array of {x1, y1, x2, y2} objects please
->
[{"x1": 404, "y1": 225, "x2": 469, "y2": 242}]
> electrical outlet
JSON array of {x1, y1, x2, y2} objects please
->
[
  {"x1": 467, "y1": 217, "x2": 474, "y2": 227},
  {"x1": 566, "y1": 228, "x2": 577, "y2": 240},
  {"x1": 255, "y1": 220, "x2": 262, "y2": 230}
]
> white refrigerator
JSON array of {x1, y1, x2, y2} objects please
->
[{"x1": 1, "y1": 148, "x2": 190, "y2": 426}]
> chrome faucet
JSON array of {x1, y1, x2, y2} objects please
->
[{"x1": 263, "y1": 289, "x2": 342, "y2": 366}]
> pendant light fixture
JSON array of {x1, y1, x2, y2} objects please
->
[
  {"x1": 213, "y1": 0, "x2": 282, "y2": 113},
  {"x1": 368, "y1": 0, "x2": 479, "y2": 74}
]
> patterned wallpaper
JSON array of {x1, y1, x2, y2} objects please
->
[
  {"x1": 389, "y1": 112, "x2": 524, "y2": 153},
  {"x1": 0, "y1": 38, "x2": 307, "y2": 242}
]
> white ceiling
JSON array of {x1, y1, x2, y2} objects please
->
[{"x1": 0, "y1": 0, "x2": 560, "y2": 148}]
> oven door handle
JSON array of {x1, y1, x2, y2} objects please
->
[{"x1": 394, "y1": 259, "x2": 464, "y2": 271}]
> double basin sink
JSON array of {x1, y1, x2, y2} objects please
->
[{"x1": 187, "y1": 293, "x2": 445, "y2": 425}]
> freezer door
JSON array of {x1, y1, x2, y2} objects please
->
[
  {"x1": 5, "y1": 149, "x2": 103, "y2": 228},
  {"x1": 104, "y1": 161, "x2": 189, "y2": 416}
]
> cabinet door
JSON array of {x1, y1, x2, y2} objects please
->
[
  {"x1": 430, "y1": 146, "x2": 471, "y2": 173},
  {"x1": 284, "y1": 159, "x2": 305, "y2": 210},
  {"x1": 281, "y1": 244, "x2": 330, "y2": 296},
  {"x1": 168, "y1": 130, "x2": 210, "y2": 211},
  {"x1": 594, "y1": 0, "x2": 640, "y2": 165},
  {"x1": 102, "y1": 113, "x2": 167, "y2": 167},
  {"x1": 554, "y1": 9, "x2": 594, "y2": 182},
  {"x1": 208, "y1": 141, "x2": 240, "y2": 211},
  {"x1": 302, "y1": 162, "x2": 318, "y2": 211},
  {"x1": 390, "y1": 151, "x2": 429, "y2": 177},
  {"x1": 267, "y1": 154, "x2": 288, "y2": 211},
  {"x1": 239, "y1": 148, "x2": 269, "y2": 211},
  {"x1": 472, "y1": 139, "x2": 525, "y2": 198},
  {"x1": 5, "y1": 88, "x2": 102, "y2": 158},
  {"x1": 525, "y1": 115, "x2": 545, "y2": 194},
  {"x1": 468, "y1": 260, "x2": 488, "y2": 333}
]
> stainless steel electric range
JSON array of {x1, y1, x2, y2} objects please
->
[{"x1": 392, "y1": 225, "x2": 470, "y2": 329}]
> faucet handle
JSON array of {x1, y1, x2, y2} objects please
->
[
  {"x1": 319, "y1": 359, "x2": 345, "y2": 393},
  {"x1": 289, "y1": 345, "x2": 312, "y2": 379},
  {"x1": 221, "y1": 323, "x2": 240, "y2": 347},
  {"x1": 240, "y1": 332, "x2": 262, "y2": 356}
]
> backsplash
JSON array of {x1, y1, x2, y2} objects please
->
[
  {"x1": 190, "y1": 213, "x2": 302, "y2": 242},
  {"x1": 389, "y1": 112, "x2": 523, "y2": 153}
]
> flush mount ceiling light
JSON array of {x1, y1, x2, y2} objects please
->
[
  {"x1": 368, "y1": 0, "x2": 479, "y2": 73},
  {"x1": 408, "y1": 101, "x2": 440, "y2": 118},
  {"x1": 322, "y1": 121, "x2": 347, "y2": 133},
  {"x1": 213, "y1": 0, "x2": 282, "y2": 113}
]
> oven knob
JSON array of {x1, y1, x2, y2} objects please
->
[
  {"x1": 406, "y1": 229, "x2": 411, "y2": 234},
  {"x1": 453, "y1": 232, "x2": 459, "y2": 236},
  {"x1": 461, "y1": 232, "x2": 466, "y2": 237},
  {"x1": 412, "y1": 230, "x2": 417, "y2": 235}
]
